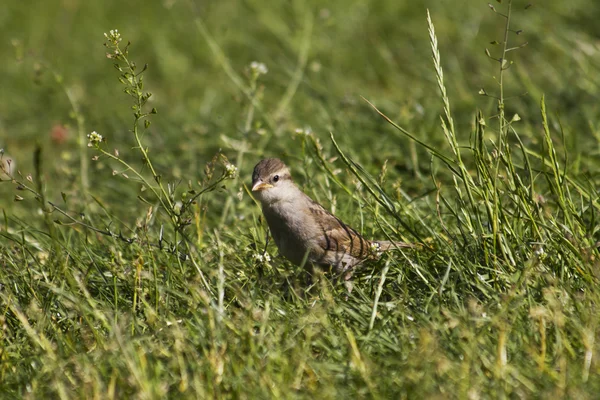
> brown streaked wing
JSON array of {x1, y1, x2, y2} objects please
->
[{"x1": 307, "y1": 200, "x2": 370, "y2": 260}]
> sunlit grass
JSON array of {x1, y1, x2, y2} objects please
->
[{"x1": 1, "y1": 0, "x2": 600, "y2": 398}]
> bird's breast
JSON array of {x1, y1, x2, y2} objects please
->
[{"x1": 262, "y1": 201, "x2": 317, "y2": 265}]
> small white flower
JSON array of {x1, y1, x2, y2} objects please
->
[
  {"x1": 294, "y1": 126, "x2": 312, "y2": 136},
  {"x1": 369, "y1": 242, "x2": 382, "y2": 255},
  {"x1": 104, "y1": 29, "x2": 122, "y2": 43},
  {"x1": 249, "y1": 61, "x2": 268, "y2": 77},
  {"x1": 252, "y1": 253, "x2": 271, "y2": 263},
  {"x1": 0, "y1": 152, "x2": 15, "y2": 178},
  {"x1": 174, "y1": 201, "x2": 183, "y2": 215},
  {"x1": 533, "y1": 244, "x2": 546, "y2": 259},
  {"x1": 87, "y1": 131, "x2": 103, "y2": 147},
  {"x1": 225, "y1": 163, "x2": 238, "y2": 179}
]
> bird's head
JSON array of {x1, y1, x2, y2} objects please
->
[{"x1": 251, "y1": 158, "x2": 295, "y2": 204}]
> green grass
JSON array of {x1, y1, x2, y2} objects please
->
[{"x1": 2, "y1": 0, "x2": 600, "y2": 398}]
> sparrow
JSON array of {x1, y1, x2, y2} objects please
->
[{"x1": 251, "y1": 158, "x2": 413, "y2": 278}]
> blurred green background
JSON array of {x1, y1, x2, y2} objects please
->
[{"x1": 2, "y1": 0, "x2": 600, "y2": 214}]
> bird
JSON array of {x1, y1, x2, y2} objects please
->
[{"x1": 251, "y1": 158, "x2": 413, "y2": 280}]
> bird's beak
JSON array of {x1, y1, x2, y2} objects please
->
[{"x1": 252, "y1": 180, "x2": 273, "y2": 192}]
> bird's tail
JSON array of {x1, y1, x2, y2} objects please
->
[{"x1": 372, "y1": 240, "x2": 416, "y2": 252}]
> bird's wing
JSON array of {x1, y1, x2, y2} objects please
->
[{"x1": 306, "y1": 199, "x2": 371, "y2": 262}]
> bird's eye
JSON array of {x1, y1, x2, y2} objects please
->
[{"x1": 273, "y1": 175, "x2": 279, "y2": 182}]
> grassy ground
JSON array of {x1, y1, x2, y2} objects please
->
[{"x1": 1, "y1": 0, "x2": 600, "y2": 398}]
